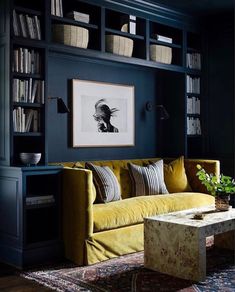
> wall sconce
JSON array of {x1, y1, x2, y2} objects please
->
[
  {"x1": 145, "y1": 101, "x2": 169, "y2": 120},
  {"x1": 48, "y1": 97, "x2": 70, "y2": 113}
]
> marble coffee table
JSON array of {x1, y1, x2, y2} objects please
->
[{"x1": 144, "y1": 206, "x2": 235, "y2": 282}]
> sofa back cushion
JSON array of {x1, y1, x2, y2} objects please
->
[
  {"x1": 128, "y1": 160, "x2": 169, "y2": 196},
  {"x1": 163, "y1": 156, "x2": 192, "y2": 193},
  {"x1": 85, "y1": 162, "x2": 121, "y2": 203}
]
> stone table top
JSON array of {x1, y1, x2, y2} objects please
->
[{"x1": 146, "y1": 205, "x2": 235, "y2": 229}]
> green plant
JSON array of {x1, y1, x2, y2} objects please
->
[{"x1": 196, "y1": 164, "x2": 235, "y2": 196}]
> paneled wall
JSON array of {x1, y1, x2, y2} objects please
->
[{"x1": 47, "y1": 53, "x2": 162, "y2": 162}]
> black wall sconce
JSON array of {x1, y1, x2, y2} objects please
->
[
  {"x1": 48, "y1": 97, "x2": 70, "y2": 113},
  {"x1": 145, "y1": 101, "x2": 169, "y2": 120}
]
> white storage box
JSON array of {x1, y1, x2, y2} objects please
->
[
  {"x1": 106, "y1": 34, "x2": 133, "y2": 57},
  {"x1": 150, "y1": 44, "x2": 172, "y2": 64},
  {"x1": 52, "y1": 24, "x2": 89, "y2": 48}
]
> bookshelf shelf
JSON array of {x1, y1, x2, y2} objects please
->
[
  {"x1": 13, "y1": 102, "x2": 43, "y2": 108},
  {"x1": 12, "y1": 72, "x2": 42, "y2": 79},
  {"x1": 25, "y1": 202, "x2": 56, "y2": 210},
  {"x1": 149, "y1": 38, "x2": 182, "y2": 49},
  {"x1": 13, "y1": 6, "x2": 42, "y2": 16},
  {"x1": 105, "y1": 28, "x2": 145, "y2": 40},
  {"x1": 12, "y1": 38, "x2": 47, "y2": 48},
  {"x1": 51, "y1": 15, "x2": 99, "y2": 30},
  {"x1": 13, "y1": 132, "x2": 43, "y2": 136}
]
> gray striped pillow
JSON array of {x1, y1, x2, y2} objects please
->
[
  {"x1": 128, "y1": 160, "x2": 169, "y2": 196},
  {"x1": 85, "y1": 163, "x2": 121, "y2": 203}
]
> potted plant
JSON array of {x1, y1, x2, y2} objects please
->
[{"x1": 196, "y1": 164, "x2": 235, "y2": 211}]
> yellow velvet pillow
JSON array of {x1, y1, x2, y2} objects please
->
[{"x1": 164, "y1": 156, "x2": 192, "y2": 193}]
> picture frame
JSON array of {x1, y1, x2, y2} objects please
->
[{"x1": 72, "y1": 79, "x2": 135, "y2": 147}]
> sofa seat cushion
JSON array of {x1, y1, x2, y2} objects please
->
[{"x1": 93, "y1": 192, "x2": 214, "y2": 232}]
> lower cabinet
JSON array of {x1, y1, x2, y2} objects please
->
[{"x1": 0, "y1": 165, "x2": 63, "y2": 268}]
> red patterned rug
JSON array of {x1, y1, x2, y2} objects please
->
[{"x1": 21, "y1": 247, "x2": 234, "y2": 292}]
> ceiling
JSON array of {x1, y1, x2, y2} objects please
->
[{"x1": 149, "y1": 0, "x2": 234, "y2": 16}]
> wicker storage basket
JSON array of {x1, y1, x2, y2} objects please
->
[
  {"x1": 150, "y1": 44, "x2": 172, "y2": 64},
  {"x1": 52, "y1": 24, "x2": 89, "y2": 48},
  {"x1": 106, "y1": 35, "x2": 133, "y2": 57}
]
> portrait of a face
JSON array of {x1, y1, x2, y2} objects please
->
[{"x1": 93, "y1": 99, "x2": 119, "y2": 133}]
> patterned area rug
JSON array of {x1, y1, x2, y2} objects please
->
[{"x1": 21, "y1": 247, "x2": 234, "y2": 292}]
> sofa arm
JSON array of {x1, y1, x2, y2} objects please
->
[
  {"x1": 62, "y1": 167, "x2": 94, "y2": 265},
  {"x1": 184, "y1": 159, "x2": 220, "y2": 193}
]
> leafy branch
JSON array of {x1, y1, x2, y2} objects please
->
[{"x1": 196, "y1": 164, "x2": 235, "y2": 196}]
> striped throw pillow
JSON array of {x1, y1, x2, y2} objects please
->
[
  {"x1": 128, "y1": 160, "x2": 169, "y2": 196},
  {"x1": 85, "y1": 163, "x2": 121, "y2": 203}
]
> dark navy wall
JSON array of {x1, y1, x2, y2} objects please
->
[
  {"x1": 206, "y1": 14, "x2": 234, "y2": 175},
  {"x1": 47, "y1": 52, "x2": 161, "y2": 162}
]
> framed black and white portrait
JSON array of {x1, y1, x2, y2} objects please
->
[{"x1": 72, "y1": 79, "x2": 135, "y2": 147}]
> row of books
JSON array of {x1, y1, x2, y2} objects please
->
[
  {"x1": 51, "y1": 0, "x2": 63, "y2": 17},
  {"x1": 187, "y1": 117, "x2": 201, "y2": 135},
  {"x1": 26, "y1": 195, "x2": 55, "y2": 206},
  {"x1": 13, "y1": 79, "x2": 45, "y2": 104},
  {"x1": 13, "y1": 107, "x2": 40, "y2": 133},
  {"x1": 186, "y1": 75, "x2": 200, "y2": 94},
  {"x1": 187, "y1": 96, "x2": 200, "y2": 114},
  {"x1": 13, "y1": 47, "x2": 41, "y2": 74},
  {"x1": 186, "y1": 52, "x2": 201, "y2": 70},
  {"x1": 13, "y1": 10, "x2": 41, "y2": 40}
]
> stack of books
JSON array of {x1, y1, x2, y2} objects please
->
[
  {"x1": 13, "y1": 107, "x2": 40, "y2": 133},
  {"x1": 66, "y1": 11, "x2": 90, "y2": 23},
  {"x1": 13, "y1": 79, "x2": 44, "y2": 104},
  {"x1": 13, "y1": 10, "x2": 41, "y2": 40},
  {"x1": 51, "y1": 0, "x2": 63, "y2": 17},
  {"x1": 26, "y1": 195, "x2": 55, "y2": 206}
]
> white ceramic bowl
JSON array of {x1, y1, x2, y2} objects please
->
[{"x1": 19, "y1": 153, "x2": 41, "y2": 166}]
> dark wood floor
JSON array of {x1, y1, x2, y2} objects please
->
[{"x1": 0, "y1": 262, "x2": 52, "y2": 292}]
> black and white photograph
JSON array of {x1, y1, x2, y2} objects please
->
[{"x1": 72, "y1": 79, "x2": 135, "y2": 147}]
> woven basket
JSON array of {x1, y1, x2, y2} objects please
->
[
  {"x1": 150, "y1": 44, "x2": 172, "y2": 64},
  {"x1": 52, "y1": 24, "x2": 89, "y2": 48},
  {"x1": 106, "y1": 35, "x2": 133, "y2": 57}
]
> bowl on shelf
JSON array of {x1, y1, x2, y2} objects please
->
[
  {"x1": 105, "y1": 34, "x2": 134, "y2": 57},
  {"x1": 19, "y1": 153, "x2": 41, "y2": 166}
]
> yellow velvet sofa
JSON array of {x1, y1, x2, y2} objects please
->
[{"x1": 60, "y1": 158, "x2": 219, "y2": 266}]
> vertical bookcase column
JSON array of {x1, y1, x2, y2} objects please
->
[
  {"x1": 43, "y1": 0, "x2": 50, "y2": 164},
  {"x1": 182, "y1": 29, "x2": 187, "y2": 68},
  {"x1": 145, "y1": 19, "x2": 150, "y2": 61},
  {"x1": 183, "y1": 30, "x2": 188, "y2": 156},
  {"x1": 101, "y1": 7, "x2": 106, "y2": 53}
]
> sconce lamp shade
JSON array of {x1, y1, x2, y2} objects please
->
[
  {"x1": 145, "y1": 101, "x2": 169, "y2": 120},
  {"x1": 57, "y1": 97, "x2": 70, "y2": 113},
  {"x1": 48, "y1": 97, "x2": 70, "y2": 113}
]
